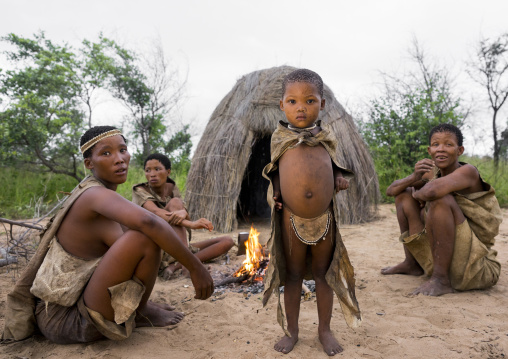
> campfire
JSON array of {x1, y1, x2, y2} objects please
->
[
  {"x1": 215, "y1": 226, "x2": 269, "y2": 288},
  {"x1": 233, "y1": 226, "x2": 268, "y2": 280},
  {"x1": 213, "y1": 226, "x2": 315, "y2": 300}
]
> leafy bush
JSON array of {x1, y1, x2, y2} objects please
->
[
  {"x1": 0, "y1": 167, "x2": 76, "y2": 218},
  {"x1": 462, "y1": 156, "x2": 508, "y2": 207},
  {"x1": 0, "y1": 162, "x2": 190, "y2": 219}
]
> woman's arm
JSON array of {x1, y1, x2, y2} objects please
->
[
  {"x1": 386, "y1": 158, "x2": 434, "y2": 197},
  {"x1": 88, "y1": 188, "x2": 213, "y2": 299},
  {"x1": 142, "y1": 200, "x2": 172, "y2": 221},
  {"x1": 413, "y1": 164, "x2": 480, "y2": 201},
  {"x1": 142, "y1": 200, "x2": 212, "y2": 231}
]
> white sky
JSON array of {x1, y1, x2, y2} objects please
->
[{"x1": 2, "y1": 0, "x2": 508, "y2": 156}]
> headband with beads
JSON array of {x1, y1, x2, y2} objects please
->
[{"x1": 80, "y1": 129, "x2": 123, "y2": 154}]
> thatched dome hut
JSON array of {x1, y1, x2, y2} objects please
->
[{"x1": 186, "y1": 66, "x2": 379, "y2": 232}]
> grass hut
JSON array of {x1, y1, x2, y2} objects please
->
[{"x1": 186, "y1": 66, "x2": 379, "y2": 232}]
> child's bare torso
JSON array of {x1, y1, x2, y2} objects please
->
[{"x1": 279, "y1": 143, "x2": 334, "y2": 218}]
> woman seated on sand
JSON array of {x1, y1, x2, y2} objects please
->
[
  {"x1": 3, "y1": 126, "x2": 213, "y2": 344},
  {"x1": 132, "y1": 153, "x2": 234, "y2": 279}
]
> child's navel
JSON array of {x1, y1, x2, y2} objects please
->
[{"x1": 305, "y1": 191, "x2": 313, "y2": 198}]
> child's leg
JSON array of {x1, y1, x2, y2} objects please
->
[
  {"x1": 274, "y1": 207, "x2": 307, "y2": 354},
  {"x1": 381, "y1": 188, "x2": 425, "y2": 275},
  {"x1": 83, "y1": 230, "x2": 184, "y2": 327},
  {"x1": 311, "y1": 219, "x2": 343, "y2": 356}
]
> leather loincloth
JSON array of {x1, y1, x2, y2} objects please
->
[{"x1": 289, "y1": 209, "x2": 332, "y2": 245}]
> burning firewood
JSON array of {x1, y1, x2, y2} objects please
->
[
  {"x1": 214, "y1": 273, "x2": 249, "y2": 287},
  {"x1": 215, "y1": 226, "x2": 269, "y2": 288}
]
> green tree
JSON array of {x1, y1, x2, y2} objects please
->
[
  {"x1": 165, "y1": 124, "x2": 192, "y2": 175},
  {"x1": 0, "y1": 32, "x2": 188, "y2": 182},
  {"x1": 359, "y1": 39, "x2": 467, "y2": 197},
  {"x1": 467, "y1": 33, "x2": 508, "y2": 168},
  {"x1": 107, "y1": 40, "x2": 186, "y2": 165},
  {"x1": 78, "y1": 34, "x2": 117, "y2": 128},
  {"x1": 500, "y1": 124, "x2": 508, "y2": 159},
  {"x1": 0, "y1": 32, "x2": 86, "y2": 180}
]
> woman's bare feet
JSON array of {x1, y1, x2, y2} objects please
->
[
  {"x1": 274, "y1": 334, "x2": 298, "y2": 354},
  {"x1": 181, "y1": 264, "x2": 211, "y2": 278},
  {"x1": 411, "y1": 277, "x2": 454, "y2": 296},
  {"x1": 319, "y1": 330, "x2": 343, "y2": 356},
  {"x1": 161, "y1": 263, "x2": 182, "y2": 280},
  {"x1": 381, "y1": 260, "x2": 424, "y2": 276},
  {"x1": 149, "y1": 300, "x2": 176, "y2": 311},
  {"x1": 135, "y1": 301, "x2": 184, "y2": 327}
]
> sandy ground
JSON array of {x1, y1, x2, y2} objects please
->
[{"x1": 0, "y1": 204, "x2": 507, "y2": 359}]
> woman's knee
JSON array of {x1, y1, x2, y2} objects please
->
[
  {"x1": 427, "y1": 194, "x2": 464, "y2": 224},
  {"x1": 395, "y1": 188, "x2": 421, "y2": 220},
  {"x1": 166, "y1": 198, "x2": 185, "y2": 212},
  {"x1": 394, "y1": 188, "x2": 413, "y2": 205},
  {"x1": 220, "y1": 236, "x2": 234, "y2": 251},
  {"x1": 426, "y1": 194, "x2": 456, "y2": 210},
  {"x1": 120, "y1": 230, "x2": 161, "y2": 259}
]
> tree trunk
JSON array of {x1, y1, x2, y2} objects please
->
[{"x1": 493, "y1": 109, "x2": 499, "y2": 170}]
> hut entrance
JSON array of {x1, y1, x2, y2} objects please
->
[{"x1": 238, "y1": 135, "x2": 271, "y2": 222}]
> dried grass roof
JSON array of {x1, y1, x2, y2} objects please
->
[{"x1": 186, "y1": 66, "x2": 379, "y2": 232}]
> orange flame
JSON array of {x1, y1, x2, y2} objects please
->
[{"x1": 234, "y1": 226, "x2": 267, "y2": 278}]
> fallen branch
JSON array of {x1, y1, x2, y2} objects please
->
[
  {"x1": 0, "y1": 257, "x2": 18, "y2": 267},
  {"x1": 214, "y1": 273, "x2": 249, "y2": 287},
  {"x1": 302, "y1": 283, "x2": 312, "y2": 301},
  {"x1": 0, "y1": 218, "x2": 43, "y2": 230}
]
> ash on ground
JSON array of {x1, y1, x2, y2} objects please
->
[{"x1": 214, "y1": 277, "x2": 316, "y2": 299}]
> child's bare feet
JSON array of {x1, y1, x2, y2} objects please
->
[
  {"x1": 319, "y1": 330, "x2": 343, "y2": 356},
  {"x1": 411, "y1": 277, "x2": 454, "y2": 296},
  {"x1": 274, "y1": 334, "x2": 298, "y2": 354},
  {"x1": 135, "y1": 301, "x2": 184, "y2": 327},
  {"x1": 381, "y1": 260, "x2": 424, "y2": 276}
]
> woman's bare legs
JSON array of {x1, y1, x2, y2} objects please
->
[
  {"x1": 83, "y1": 230, "x2": 184, "y2": 327},
  {"x1": 412, "y1": 194, "x2": 465, "y2": 296},
  {"x1": 381, "y1": 188, "x2": 424, "y2": 275}
]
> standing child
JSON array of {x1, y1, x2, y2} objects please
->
[
  {"x1": 262, "y1": 69, "x2": 361, "y2": 356},
  {"x1": 3, "y1": 126, "x2": 213, "y2": 344}
]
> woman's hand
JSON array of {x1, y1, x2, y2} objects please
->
[
  {"x1": 190, "y1": 218, "x2": 213, "y2": 231},
  {"x1": 167, "y1": 209, "x2": 188, "y2": 225}
]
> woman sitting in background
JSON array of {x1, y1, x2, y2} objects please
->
[{"x1": 132, "y1": 153, "x2": 234, "y2": 278}]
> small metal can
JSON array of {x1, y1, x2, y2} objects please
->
[{"x1": 237, "y1": 232, "x2": 249, "y2": 256}]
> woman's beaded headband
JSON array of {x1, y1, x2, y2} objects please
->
[{"x1": 80, "y1": 129, "x2": 123, "y2": 154}]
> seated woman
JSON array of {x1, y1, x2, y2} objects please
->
[
  {"x1": 3, "y1": 126, "x2": 213, "y2": 344},
  {"x1": 132, "y1": 153, "x2": 234, "y2": 279}
]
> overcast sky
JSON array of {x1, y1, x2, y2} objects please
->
[{"x1": 2, "y1": 0, "x2": 508, "y2": 155}]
